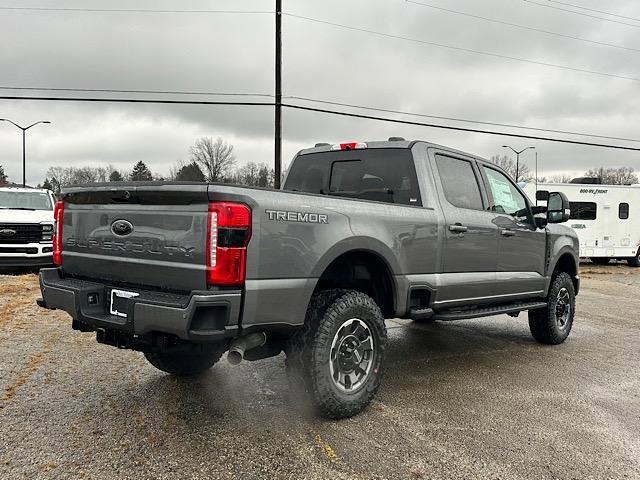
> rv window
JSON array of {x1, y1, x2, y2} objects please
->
[
  {"x1": 570, "y1": 202, "x2": 597, "y2": 220},
  {"x1": 536, "y1": 190, "x2": 549, "y2": 201},
  {"x1": 619, "y1": 203, "x2": 629, "y2": 220}
]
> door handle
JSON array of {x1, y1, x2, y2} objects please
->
[
  {"x1": 449, "y1": 223, "x2": 468, "y2": 233},
  {"x1": 501, "y1": 229, "x2": 516, "y2": 237}
]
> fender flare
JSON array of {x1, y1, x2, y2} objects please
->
[
  {"x1": 546, "y1": 245, "x2": 580, "y2": 295},
  {"x1": 307, "y1": 236, "x2": 406, "y2": 316}
]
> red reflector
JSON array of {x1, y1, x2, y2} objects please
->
[
  {"x1": 52, "y1": 200, "x2": 64, "y2": 265},
  {"x1": 207, "y1": 202, "x2": 251, "y2": 286}
]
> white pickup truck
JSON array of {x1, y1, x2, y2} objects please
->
[{"x1": 0, "y1": 187, "x2": 56, "y2": 267}]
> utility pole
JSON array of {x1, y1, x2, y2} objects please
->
[
  {"x1": 274, "y1": 0, "x2": 282, "y2": 189},
  {"x1": 0, "y1": 118, "x2": 51, "y2": 187},
  {"x1": 535, "y1": 151, "x2": 538, "y2": 205}
]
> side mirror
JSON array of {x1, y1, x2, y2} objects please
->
[{"x1": 547, "y1": 192, "x2": 571, "y2": 223}]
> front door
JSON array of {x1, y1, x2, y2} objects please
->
[
  {"x1": 480, "y1": 165, "x2": 546, "y2": 298},
  {"x1": 432, "y1": 153, "x2": 500, "y2": 307}
]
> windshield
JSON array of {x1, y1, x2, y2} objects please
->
[{"x1": 0, "y1": 191, "x2": 53, "y2": 210}]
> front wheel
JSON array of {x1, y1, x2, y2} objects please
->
[
  {"x1": 628, "y1": 251, "x2": 640, "y2": 267},
  {"x1": 286, "y1": 289, "x2": 387, "y2": 419},
  {"x1": 528, "y1": 272, "x2": 576, "y2": 345},
  {"x1": 144, "y1": 343, "x2": 227, "y2": 377}
]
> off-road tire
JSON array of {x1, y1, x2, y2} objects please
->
[
  {"x1": 144, "y1": 345, "x2": 226, "y2": 377},
  {"x1": 528, "y1": 272, "x2": 575, "y2": 345},
  {"x1": 628, "y1": 251, "x2": 640, "y2": 267},
  {"x1": 590, "y1": 257, "x2": 611, "y2": 265},
  {"x1": 286, "y1": 289, "x2": 387, "y2": 419}
]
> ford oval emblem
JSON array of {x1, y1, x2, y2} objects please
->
[{"x1": 111, "y1": 219, "x2": 134, "y2": 236}]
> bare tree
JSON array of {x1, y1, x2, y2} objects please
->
[
  {"x1": 190, "y1": 137, "x2": 236, "y2": 182},
  {"x1": 584, "y1": 167, "x2": 638, "y2": 185},
  {"x1": 228, "y1": 162, "x2": 275, "y2": 187},
  {"x1": 550, "y1": 174, "x2": 573, "y2": 183},
  {"x1": 45, "y1": 165, "x2": 129, "y2": 194},
  {"x1": 0, "y1": 165, "x2": 8, "y2": 186},
  {"x1": 488, "y1": 155, "x2": 532, "y2": 182}
]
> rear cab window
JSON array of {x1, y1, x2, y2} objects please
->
[
  {"x1": 434, "y1": 155, "x2": 484, "y2": 211},
  {"x1": 284, "y1": 149, "x2": 422, "y2": 206}
]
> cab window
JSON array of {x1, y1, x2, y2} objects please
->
[
  {"x1": 434, "y1": 155, "x2": 484, "y2": 211},
  {"x1": 482, "y1": 166, "x2": 530, "y2": 221},
  {"x1": 284, "y1": 149, "x2": 422, "y2": 206}
]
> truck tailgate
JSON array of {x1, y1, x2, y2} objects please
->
[{"x1": 60, "y1": 184, "x2": 209, "y2": 291}]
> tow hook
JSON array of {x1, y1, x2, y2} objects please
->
[{"x1": 227, "y1": 332, "x2": 267, "y2": 365}]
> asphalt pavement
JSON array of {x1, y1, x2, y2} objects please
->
[{"x1": 1, "y1": 264, "x2": 639, "y2": 479}]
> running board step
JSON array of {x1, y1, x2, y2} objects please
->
[
  {"x1": 433, "y1": 301, "x2": 547, "y2": 321},
  {"x1": 409, "y1": 308, "x2": 434, "y2": 321}
]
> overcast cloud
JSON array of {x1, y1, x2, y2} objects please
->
[{"x1": 1, "y1": 0, "x2": 639, "y2": 185}]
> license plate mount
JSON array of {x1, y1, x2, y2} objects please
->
[{"x1": 109, "y1": 289, "x2": 139, "y2": 318}]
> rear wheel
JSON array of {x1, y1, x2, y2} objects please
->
[
  {"x1": 590, "y1": 257, "x2": 611, "y2": 265},
  {"x1": 144, "y1": 343, "x2": 227, "y2": 377},
  {"x1": 528, "y1": 272, "x2": 575, "y2": 345},
  {"x1": 628, "y1": 251, "x2": 640, "y2": 267},
  {"x1": 286, "y1": 289, "x2": 387, "y2": 419}
]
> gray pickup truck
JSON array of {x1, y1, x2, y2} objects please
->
[{"x1": 37, "y1": 139, "x2": 579, "y2": 418}]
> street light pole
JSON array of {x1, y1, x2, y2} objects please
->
[
  {"x1": 0, "y1": 118, "x2": 51, "y2": 187},
  {"x1": 502, "y1": 145, "x2": 535, "y2": 183}
]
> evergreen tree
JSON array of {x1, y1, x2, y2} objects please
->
[
  {"x1": 41, "y1": 177, "x2": 54, "y2": 190},
  {"x1": 175, "y1": 161, "x2": 205, "y2": 182},
  {"x1": 129, "y1": 161, "x2": 153, "y2": 181},
  {"x1": 0, "y1": 165, "x2": 7, "y2": 186},
  {"x1": 109, "y1": 170, "x2": 124, "y2": 182}
]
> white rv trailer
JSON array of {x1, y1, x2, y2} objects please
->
[{"x1": 522, "y1": 182, "x2": 640, "y2": 266}]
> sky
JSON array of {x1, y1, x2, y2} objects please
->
[{"x1": 0, "y1": 0, "x2": 639, "y2": 186}]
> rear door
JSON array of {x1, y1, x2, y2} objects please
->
[
  {"x1": 431, "y1": 152, "x2": 500, "y2": 305},
  {"x1": 479, "y1": 165, "x2": 546, "y2": 296}
]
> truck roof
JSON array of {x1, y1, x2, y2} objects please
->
[
  {"x1": 0, "y1": 186, "x2": 52, "y2": 194},
  {"x1": 297, "y1": 139, "x2": 487, "y2": 162}
]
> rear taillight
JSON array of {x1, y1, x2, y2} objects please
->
[
  {"x1": 52, "y1": 200, "x2": 64, "y2": 265},
  {"x1": 206, "y1": 202, "x2": 252, "y2": 286}
]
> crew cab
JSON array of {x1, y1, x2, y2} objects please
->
[
  {"x1": 0, "y1": 187, "x2": 56, "y2": 267},
  {"x1": 37, "y1": 139, "x2": 579, "y2": 418}
]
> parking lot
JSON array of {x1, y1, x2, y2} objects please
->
[{"x1": 0, "y1": 264, "x2": 639, "y2": 480}]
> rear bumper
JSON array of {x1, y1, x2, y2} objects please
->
[{"x1": 38, "y1": 268, "x2": 240, "y2": 342}]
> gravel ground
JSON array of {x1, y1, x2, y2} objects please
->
[{"x1": 0, "y1": 264, "x2": 639, "y2": 479}]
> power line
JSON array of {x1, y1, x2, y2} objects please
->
[
  {"x1": 405, "y1": 0, "x2": 640, "y2": 53},
  {"x1": 0, "y1": 95, "x2": 274, "y2": 106},
  {"x1": 2, "y1": 94, "x2": 640, "y2": 152},
  {"x1": 0, "y1": 6, "x2": 272, "y2": 14},
  {"x1": 523, "y1": 0, "x2": 640, "y2": 28},
  {"x1": 2, "y1": 86, "x2": 637, "y2": 142},
  {"x1": 282, "y1": 12, "x2": 640, "y2": 82},
  {"x1": 282, "y1": 103, "x2": 640, "y2": 152},
  {"x1": 0, "y1": 85, "x2": 274, "y2": 98},
  {"x1": 285, "y1": 95, "x2": 640, "y2": 143},
  {"x1": 547, "y1": 0, "x2": 640, "y2": 23}
]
